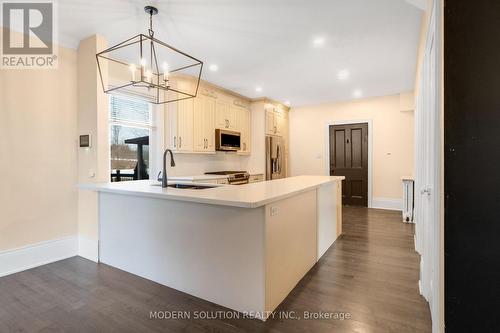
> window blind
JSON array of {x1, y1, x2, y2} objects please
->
[{"x1": 109, "y1": 95, "x2": 151, "y2": 125}]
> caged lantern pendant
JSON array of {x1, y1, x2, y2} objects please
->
[{"x1": 96, "y1": 6, "x2": 203, "y2": 104}]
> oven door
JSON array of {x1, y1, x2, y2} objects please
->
[{"x1": 216, "y1": 129, "x2": 241, "y2": 151}]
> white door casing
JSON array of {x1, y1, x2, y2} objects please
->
[{"x1": 414, "y1": 1, "x2": 442, "y2": 332}]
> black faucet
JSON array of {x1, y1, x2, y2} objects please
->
[{"x1": 161, "y1": 149, "x2": 176, "y2": 188}]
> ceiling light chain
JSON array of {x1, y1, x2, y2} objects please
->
[{"x1": 148, "y1": 8, "x2": 154, "y2": 38}]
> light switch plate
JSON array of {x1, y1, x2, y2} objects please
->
[
  {"x1": 80, "y1": 134, "x2": 92, "y2": 148},
  {"x1": 270, "y1": 206, "x2": 279, "y2": 216}
]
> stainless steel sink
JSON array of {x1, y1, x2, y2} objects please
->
[
  {"x1": 151, "y1": 183, "x2": 218, "y2": 190},
  {"x1": 167, "y1": 184, "x2": 216, "y2": 190}
]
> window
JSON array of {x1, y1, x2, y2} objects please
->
[{"x1": 109, "y1": 95, "x2": 152, "y2": 182}]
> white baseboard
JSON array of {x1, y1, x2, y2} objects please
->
[
  {"x1": 78, "y1": 236, "x2": 98, "y2": 262},
  {"x1": 0, "y1": 236, "x2": 78, "y2": 277},
  {"x1": 371, "y1": 197, "x2": 403, "y2": 211}
]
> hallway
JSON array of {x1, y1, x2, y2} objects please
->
[{"x1": 0, "y1": 207, "x2": 431, "y2": 332}]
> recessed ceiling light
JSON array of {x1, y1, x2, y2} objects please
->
[
  {"x1": 209, "y1": 64, "x2": 218, "y2": 72},
  {"x1": 353, "y1": 89, "x2": 363, "y2": 98},
  {"x1": 255, "y1": 86, "x2": 263, "y2": 93},
  {"x1": 312, "y1": 36, "x2": 326, "y2": 47},
  {"x1": 337, "y1": 69, "x2": 350, "y2": 81}
]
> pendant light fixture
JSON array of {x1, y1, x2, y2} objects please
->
[{"x1": 96, "y1": 6, "x2": 203, "y2": 104}]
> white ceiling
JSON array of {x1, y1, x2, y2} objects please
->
[{"x1": 58, "y1": 0, "x2": 422, "y2": 106}]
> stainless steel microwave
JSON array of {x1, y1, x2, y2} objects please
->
[{"x1": 215, "y1": 129, "x2": 241, "y2": 151}]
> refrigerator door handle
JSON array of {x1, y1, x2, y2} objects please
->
[
  {"x1": 280, "y1": 146, "x2": 283, "y2": 174},
  {"x1": 276, "y1": 144, "x2": 281, "y2": 174},
  {"x1": 265, "y1": 137, "x2": 272, "y2": 180}
]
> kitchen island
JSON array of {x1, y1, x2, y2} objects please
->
[{"x1": 83, "y1": 175, "x2": 344, "y2": 320}]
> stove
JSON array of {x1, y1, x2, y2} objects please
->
[{"x1": 205, "y1": 171, "x2": 250, "y2": 185}]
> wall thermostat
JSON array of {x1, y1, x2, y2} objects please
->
[{"x1": 79, "y1": 134, "x2": 92, "y2": 148}]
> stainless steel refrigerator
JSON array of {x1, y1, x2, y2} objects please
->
[{"x1": 266, "y1": 135, "x2": 285, "y2": 180}]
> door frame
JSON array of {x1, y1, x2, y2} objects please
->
[{"x1": 324, "y1": 119, "x2": 373, "y2": 208}]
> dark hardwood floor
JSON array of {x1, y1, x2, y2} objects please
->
[{"x1": 0, "y1": 207, "x2": 431, "y2": 332}]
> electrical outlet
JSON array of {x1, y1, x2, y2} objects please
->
[{"x1": 270, "y1": 206, "x2": 279, "y2": 216}]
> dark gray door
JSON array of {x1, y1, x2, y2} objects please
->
[{"x1": 329, "y1": 123, "x2": 368, "y2": 206}]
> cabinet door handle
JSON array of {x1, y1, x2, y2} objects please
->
[
  {"x1": 173, "y1": 136, "x2": 176, "y2": 148},
  {"x1": 179, "y1": 137, "x2": 182, "y2": 148}
]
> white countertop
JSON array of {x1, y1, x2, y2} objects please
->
[{"x1": 80, "y1": 175, "x2": 344, "y2": 208}]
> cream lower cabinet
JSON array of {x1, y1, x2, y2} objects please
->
[
  {"x1": 249, "y1": 174, "x2": 264, "y2": 183},
  {"x1": 193, "y1": 92, "x2": 216, "y2": 152}
]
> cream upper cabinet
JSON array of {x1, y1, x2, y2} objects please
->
[
  {"x1": 193, "y1": 90, "x2": 216, "y2": 152},
  {"x1": 215, "y1": 101, "x2": 226, "y2": 129},
  {"x1": 165, "y1": 80, "x2": 194, "y2": 152},
  {"x1": 275, "y1": 112, "x2": 285, "y2": 136},
  {"x1": 235, "y1": 106, "x2": 251, "y2": 154},
  {"x1": 205, "y1": 97, "x2": 216, "y2": 151},
  {"x1": 193, "y1": 96, "x2": 204, "y2": 152},
  {"x1": 265, "y1": 105, "x2": 287, "y2": 136},
  {"x1": 165, "y1": 81, "x2": 251, "y2": 154},
  {"x1": 165, "y1": 101, "x2": 178, "y2": 150},
  {"x1": 176, "y1": 97, "x2": 194, "y2": 151},
  {"x1": 265, "y1": 107, "x2": 279, "y2": 135},
  {"x1": 216, "y1": 100, "x2": 236, "y2": 130}
]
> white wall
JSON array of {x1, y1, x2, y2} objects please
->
[
  {"x1": 76, "y1": 35, "x2": 109, "y2": 262},
  {"x1": 0, "y1": 29, "x2": 78, "y2": 252},
  {"x1": 289, "y1": 93, "x2": 414, "y2": 206}
]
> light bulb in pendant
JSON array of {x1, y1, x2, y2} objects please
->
[
  {"x1": 162, "y1": 62, "x2": 169, "y2": 82},
  {"x1": 145, "y1": 70, "x2": 152, "y2": 83},
  {"x1": 140, "y1": 58, "x2": 147, "y2": 81},
  {"x1": 129, "y1": 64, "x2": 136, "y2": 82}
]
